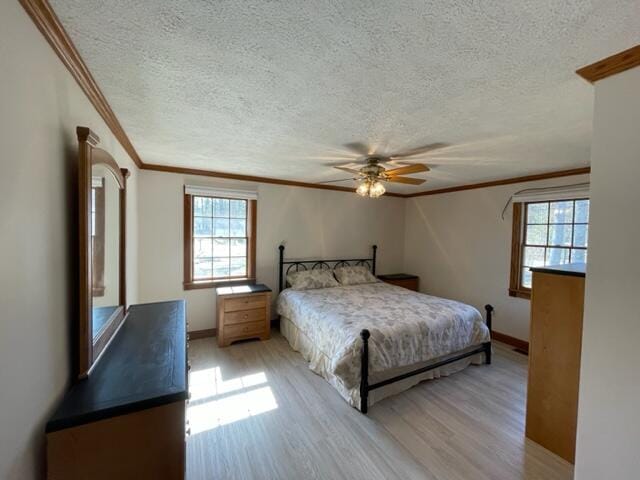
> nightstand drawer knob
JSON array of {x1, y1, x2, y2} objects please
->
[{"x1": 243, "y1": 314, "x2": 248, "y2": 319}]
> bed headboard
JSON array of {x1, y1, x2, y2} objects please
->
[{"x1": 278, "y1": 244, "x2": 377, "y2": 293}]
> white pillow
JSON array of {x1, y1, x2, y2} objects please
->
[
  {"x1": 334, "y1": 266, "x2": 378, "y2": 286},
  {"x1": 287, "y1": 269, "x2": 340, "y2": 290}
]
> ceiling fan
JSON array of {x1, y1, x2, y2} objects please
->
[{"x1": 320, "y1": 142, "x2": 448, "y2": 198}]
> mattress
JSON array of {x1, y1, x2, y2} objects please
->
[{"x1": 277, "y1": 282, "x2": 490, "y2": 408}]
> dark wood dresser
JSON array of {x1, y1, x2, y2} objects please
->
[
  {"x1": 377, "y1": 273, "x2": 419, "y2": 291},
  {"x1": 46, "y1": 300, "x2": 188, "y2": 480}
]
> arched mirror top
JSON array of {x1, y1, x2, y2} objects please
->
[{"x1": 92, "y1": 148, "x2": 125, "y2": 189}]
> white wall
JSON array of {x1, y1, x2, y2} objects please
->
[
  {"x1": 404, "y1": 174, "x2": 590, "y2": 341},
  {"x1": 139, "y1": 166, "x2": 593, "y2": 340},
  {"x1": 0, "y1": 2, "x2": 138, "y2": 478},
  {"x1": 138, "y1": 170, "x2": 406, "y2": 332},
  {"x1": 574, "y1": 67, "x2": 640, "y2": 479}
]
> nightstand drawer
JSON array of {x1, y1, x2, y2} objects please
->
[
  {"x1": 224, "y1": 295, "x2": 267, "y2": 312},
  {"x1": 224, "y1": 308, "x2": 266, "y2": 325},
  {"x1": 224, "y1": 320, "x2": 266, "y2": 339}
]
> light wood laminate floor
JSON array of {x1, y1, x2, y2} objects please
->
[{"x1": 187, "y1": 331, "x2": 573, "y2": 480}]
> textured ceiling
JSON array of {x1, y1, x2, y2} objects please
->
[{"x1": 51, "y1": 1, "x2": 640, "y2": 192}]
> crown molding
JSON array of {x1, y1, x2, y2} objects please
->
[
  {"x1": 405, "y1": 167, "x2": 591, "y2": 198},
  {"x1": 576, "y1": 44, "x2": 640, "y2": 83},
  {"x1": 19, "y1": 0, "x2": 143, "y2": 168},
  {"x1": 143, "y1": 163, "x2": 590, "y2": 199},
  {"x1": 141, "y1": 163, "x2": 406, "y2": 197}
]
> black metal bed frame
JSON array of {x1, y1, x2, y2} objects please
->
[{"x1": 277, "y1": 244, "x2": 493, "y2": 414}]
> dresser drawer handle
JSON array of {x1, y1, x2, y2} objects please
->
[{"x1": 243, "y1": 314, "x2": 248, "y2": 319}]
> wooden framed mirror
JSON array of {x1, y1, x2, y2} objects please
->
[{"x1": 77, "y1": 126, "x2": 128, "y2": 379}]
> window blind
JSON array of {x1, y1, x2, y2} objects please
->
[
  {"x1": 184, "y1": 185, "x2": 258, "y2": 200},
  {"x1": 511, "y1": 183, "x2": 589, "y2": 203}
]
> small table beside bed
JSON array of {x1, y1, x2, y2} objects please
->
[{"x1": 277, "y1": 245, "x2": 493, "y2": 413}]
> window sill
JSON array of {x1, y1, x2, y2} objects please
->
[
  {"x1": 508, "y1": 288, "x2": 531, "y2": 300},
  {"x1": 184, "y1": 278, "x2": 256, "y2": 291}
]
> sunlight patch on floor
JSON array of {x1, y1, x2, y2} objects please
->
[
  {"x1": 188, "y1": 367, "x2": 277, "y2": 434},
  {"x1": 190, "y1": 366, "x2": 267, "y2": 401}
]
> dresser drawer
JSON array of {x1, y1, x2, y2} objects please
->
[
  {"x1": 224, "y1": 320, "x2": 266, "y2": 339},
  {"x1": 224, "y1": 295, "x2": 267, "y2": 312},
  {"x1": 224, "y1": 308, "x2": 266, "y2": 325}
]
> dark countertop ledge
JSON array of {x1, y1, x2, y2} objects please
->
[
  {"x1": 216, "y1": 283, "x2": 272, "y2": 295},
  {"x1": 530, "y1": 263, "x2": 586, "y2": 278}
]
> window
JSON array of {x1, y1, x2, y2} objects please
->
[
  {"x1": 184, "y1": 191, "x2": 256, "y2": 289},
  {"x1": 509, "y1": 198, "x2": 589, "y2": 298}
]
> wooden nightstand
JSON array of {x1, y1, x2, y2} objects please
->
[
  {"x1": 377, "y1": 274, "x2": 419, "y2": 291},
  {"x1": 216, "y1": 284, "x2": 272, "y2": 347}
]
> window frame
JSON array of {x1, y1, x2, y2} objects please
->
[
  {"x1": 509, "y1": 198, "x2": 588, "y2": 299},
  {"x1": 183, "y1": 192, "x2": 257, "y2": 290}
]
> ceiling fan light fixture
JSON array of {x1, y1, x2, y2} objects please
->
[
  {"x1": 369, "y1": 180, "x2": 386, "y2": 198},
  {"x1": 356, "y1": 181, "x2": 370, "y2": 197}
]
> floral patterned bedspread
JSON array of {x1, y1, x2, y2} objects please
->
[{"x1": 277, "y1": 282, "x2": 490, "y2": 390}]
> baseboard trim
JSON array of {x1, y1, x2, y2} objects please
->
[
  {"x1": 492, "y1": 330, "x2": 529, "y2": 354},
  {"x1": 189, "y1": 328, "x2": 216, "y2": 340}
]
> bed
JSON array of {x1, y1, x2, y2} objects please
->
[{"x1": 277, "y1": 245, "x2": 493, "y2": 413}]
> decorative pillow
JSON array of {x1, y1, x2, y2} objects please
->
[
  {"x1": 287, "y1": 269, "x2": 340, "y2": 290},
  {"x1": 334, "y1": 266, "x2": 378, "y2": 285}
]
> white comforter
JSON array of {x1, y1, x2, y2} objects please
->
[{"x1": 277, "y1": 282, "x2": 490, "y2": 391}]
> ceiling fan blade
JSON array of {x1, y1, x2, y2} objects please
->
[
  {"x1": 385, "y1": 163, "x2": 430, "y2": 176},
  {"x1": 343, "y1": 142, "x2": 372, "y2": 156},
  {"x1": 390, "y1": 142, "x2": 449, "y2": 159},
  {"x1": 334, "y1": 166, "x2": 362, "y2": 175},
  {"x1": 317, "y1": 178, "x2": 357, "y2": 184},
  {"x1": 386, "y1": 176, "x2": 426, "y2": 185}
]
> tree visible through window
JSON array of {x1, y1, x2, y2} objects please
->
[
  {"x1": 193, "y1": 196, "x2": 248, "y2": 279},
  {"x1": 184, "y1": 193, "x2": 256, "y2": 289},
  {"x1": 510, "y1": 199, "x2": 589, "y2": 297}
]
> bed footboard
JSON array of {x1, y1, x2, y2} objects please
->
[{"x1": 359, "y1": 304, "x2": 494, "y2": 414}]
